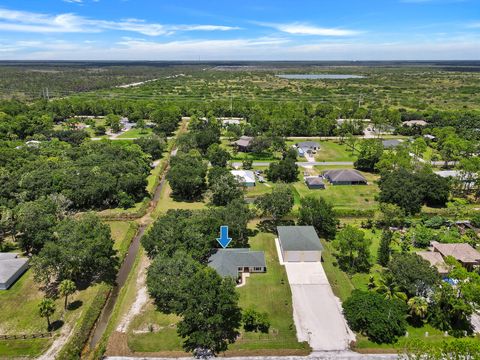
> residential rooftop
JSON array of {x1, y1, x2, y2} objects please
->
[
  {"x1": 277, "y1": 226, "x2": 323, "y2": 252},
  {"x1": 208, "y1": 248, "x2": 266, "y2": 278}
]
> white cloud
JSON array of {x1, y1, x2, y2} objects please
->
[
  {"x1": 258, "y1": 22, "x2": 360, "y2": 36},
  {"x1": 63, "y1": 0, "x2": 83, "y2": 4},
  {"x1": 0, "y1": 7, "x2": 239, "y2": 36},
  {"x1": 2, "y1": 36, "x2": 478, "y2": 61}
]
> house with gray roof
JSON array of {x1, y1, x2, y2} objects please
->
[
  {"x1": 323, "y1": 169, "x2": 367, "y2": 185},
  {"x1": 296, "y1": 141, "x2": 320, "y2": 157},
  {"x1": 277, "y1": 226, "x2": 323, "y2": 262},
  {"x1": 0, "y1": 253, "x2": 29, "y2": 290},
  {"x1": 232, "y1": 136, "x2": 254, "y2": 152},
  {"x1": 208, "y1": 249, "x2": 266, "y2": 284}
]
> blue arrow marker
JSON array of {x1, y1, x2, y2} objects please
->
[{"x1": 216, "y1": 225, "x2": 232, "y2": 249}]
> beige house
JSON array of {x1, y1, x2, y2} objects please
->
[
  {"x1": 416, "y1": 251, "x2": 450, "y2": 275},
  {"x1": 431, "y1": 241, "x2": 480, "y2": 271}
]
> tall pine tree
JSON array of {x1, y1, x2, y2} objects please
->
[{"x1": 377, "y1": 230, "x2": 393, "y2": 267}]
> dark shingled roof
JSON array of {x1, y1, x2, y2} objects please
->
[
  {"x1": 297, "y1": 141, "x2": 320, "y2": 149},
  {"x1": 277, "y1": 226, "x2": 323, "y2": 252},
  {"x1": 323, "y1": 169, "x2": 367, "y2": 184},
  {"x1": 208, "y1": 249, "x2": 265, "y2": 278}
]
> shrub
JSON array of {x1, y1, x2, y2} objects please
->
[{"x1": 242, "y1": 309, "x2": 270, "y2": 333}]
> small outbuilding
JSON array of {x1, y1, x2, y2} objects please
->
[
  {"x1": 323, "y1": 169, "x2": 367, "y2": 185},
  {"x1": 305, "y1": 176, "x2": 325, "y2": 189},
  {"x1": 0, "y1": 253, "x2": 29, "y2": 290},
  {"x1": 208, "y1": 248, "x2": 266, "y2": 284},
  {"x1": 231, "y1": 170, "x2": 256, "y2": 187},
  {"x1": 277, "y1": 226, "x2": 323, "y2": 262}
]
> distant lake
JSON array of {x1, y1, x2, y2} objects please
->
[{"x1": 277, "y1": 74, "x2": 365, "y2": 80}]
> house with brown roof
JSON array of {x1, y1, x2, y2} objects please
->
[
  {"x1": 232, "y1": 136, "x2": 254, "y2": 152},
  {"x1": 431, "y1": 241, "x2": 480, "y2": 271}
]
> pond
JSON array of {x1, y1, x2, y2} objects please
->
[{"x1": 276, "y1": 74, "x2": 365, "y2": 80}]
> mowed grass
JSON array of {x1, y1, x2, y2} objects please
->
[
  {"x1": 127, "y1": 231, "x2": 308, "y2": 354},
  {"x1": 153, "y1": 182, "x2": 206, "y2": 216},
  {"x1": 116, "y1": 127, "x2": 153, "y2": 138},
  {"x1": 0, "y1": 338, "x2": 51, "y2": 358},
  {"x1": 107, "y1": 221, "x2": 138, "y2": 260},
  {"x1": 292, "y1": 170, "x2": 380, "y2": 211},
  {"x1": 231, "y1": 232, "x2": 308, "y2": 352},
  {"x1": 286, "y1": 139, "x2": 357, "y2": 162}
]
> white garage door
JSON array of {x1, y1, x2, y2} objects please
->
[{"x1": 284, "y1": 251, "x2": 321, "y2": 262}]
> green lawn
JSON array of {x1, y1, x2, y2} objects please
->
[
  {"x1": 293, "y1": 170, "x2": 380, "y2": 211},
  {"x1": 127, "y1": 231, "x2": 308, "y2": 354},
  {"x1": 107, "y1": 221, "x2": 138, "y2": 261},
  {"x1": 116, "y1": 128, "x2": 153, "y2": 139},
  {"x1": 232, "y1": 232, "x2": 309, "y2": 352},
  {"x1": 153, "y1": 182, "x2": 207, "y2": 216},
  {"x1": 0, "y1": 338, "x2": 51, "y2": 358},
  {"x1": 286, "y1": 139, "x2": 357, "y2": 162}
]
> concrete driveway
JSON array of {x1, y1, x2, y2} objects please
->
[{"x1": 284, "y1": 262, "x2": 355, "y2": 351}]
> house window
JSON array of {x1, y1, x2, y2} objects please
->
[
  {"x1": 254, "y1": 267, "x2": 263, "y2": 271},
  {"x1": 238, "y1": 267, "x2": 243, "y2": 271}
]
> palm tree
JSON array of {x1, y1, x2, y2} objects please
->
[
  {"x1": 38, "y1": 298, "x2": 56, "y2": 331},
  {"x1": 59, "y1": 279, "x2": 76, "y2": 310},
  {"x1": 375, "y1": 273, "x2": 407, "y2": 302},
  {"x1": 407, "y1": 296, "x2": 428, "y2": 320}
]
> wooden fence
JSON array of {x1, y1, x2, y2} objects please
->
[{"x1": 0, "y1": 332, "x2": 52, "y2": 340}]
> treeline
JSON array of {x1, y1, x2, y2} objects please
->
[{"x1": 2, "y1": 97, "x2": 479, "y2": 139}]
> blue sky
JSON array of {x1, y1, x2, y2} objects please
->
[{"x1": 0, "y1": 0, "x2": 479, "y2": 60}]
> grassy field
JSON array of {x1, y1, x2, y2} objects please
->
[
  {"x1": 116, "y1": 128, "x2": 153, "y2": 139},
  {"x1": 153, "y1": 182, "x2": 207, "y2": 216},
  {"x1": 0, "y1": 338, "x2": 51, "y2": 358}
]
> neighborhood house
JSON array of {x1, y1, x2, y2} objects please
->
[
  {"x1": 295, "y1": 141, "x2": 320, "y2": 157},
  {"x1": 233, "y1": 136, "x2": 253, "y2": 152},
  {"x1": 231, "y1": 170, "x2": 256, "y2": 187},
  {"x1": 208, "y1": 248, "x2": 266, "y2": 284},
  {"x1": 431, "y1": 241, "x2": 480, "y2": 271},
  {"x1": 416, "y1": 251, "x2": 450, "y2": 276},
  {"x1": 323, "y1": 169, "x2": 367, "y2": 185},
  {"x1": 277, "y1": 226, "x2": 323, "y2": 262},
  {"x1": 0, "y1": 253, "x2": 29, "y2": 290}
]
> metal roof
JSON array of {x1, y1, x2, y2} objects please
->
[
  {"x1": 382, "y1": 139, "x2": 403, "y2": 148},
  {"x1": 277, "y1": 226, "x2": 323, "y2": 252},
  {"x1": 208, "y1": 249, "x2": 266, "y2": 278}
]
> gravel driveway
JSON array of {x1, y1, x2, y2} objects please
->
[{"x1": 284, "y1": 262, "x2": 355, "y2": 351}]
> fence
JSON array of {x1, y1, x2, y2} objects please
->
[{"x1": 0, "y1": 332, "x2": 52, "y2": 340}]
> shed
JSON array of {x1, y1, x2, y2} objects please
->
[
  {"x1": 323, "y1": 169, "x2": 367, "y2": 185},
  {"x1": 0, "y1": 253, "x2": 29, "y2": 290},
  {"x1": 305, "y1": 176, "x2": 325, "y2": 189},
  {"x1": 277, "y1": 226, "x2": 323, "y2": 262},
  {"x1": 231, "y1": 170, "x2": 256, "y2": 187},
  {"x1": 208, "y1": 249, "x2": 266, "y2": 283}
]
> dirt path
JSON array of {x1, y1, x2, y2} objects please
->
[
  {"x1": 116, "y1": 254, "x2": 150, "y2": 333},
  {"x1": 37, "y1": 323, "x2": 72, "y2": 360}
]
